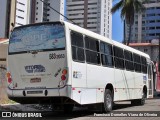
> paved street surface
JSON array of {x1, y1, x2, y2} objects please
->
[{"x1": 0, "y1": 98, "x2": 160, "y2": 120}]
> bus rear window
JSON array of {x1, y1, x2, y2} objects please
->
[{"x1": 9, "y1": 23, "x2": 65, "y2": 54}]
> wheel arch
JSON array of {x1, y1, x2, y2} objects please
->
[{"x1": 105, "y1": 83, "x2": 114, "y2": 99}]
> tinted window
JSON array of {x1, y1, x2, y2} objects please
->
[
  {"x1": 85, "y1": 36, "x2": 100, "y2": 65},
  {"x1": 133, "y1": 54, "x2": 141, "y2": 63},
  {"x1": 86, "y1": 50, "x2": 100, "y2": 64},
  {"x1": 100, "y1": 42, "x2": 112, "y2": 55},
  {"x1": 101, "y1": 54, "x2": 113, "y2": 67},
  {"x1": 114, "y1": 46, "x2": 124, "y2": 58},
  {"x1": 85, "y1": 36, "x2": 99, "y2": 52},
  {"x1": 124, "y1": 50, "x2": 134, "y2": 71},
  {"x1": 100, "y1": 42, "x2": 113, "y2": 67},
  {"x1": 71, "y1": 31, "x2": 84, "y2": 47},
  {"x1": 141, "y1": 56, "x2": 147, "y2": 73},
  {"x1": 71, "y1": 31, "x2": 85, "y2": 62},
  {"x1": 133, "y1": 54, "x2": 141, "y2": 72},
  {"x1": 124, "y1": 50, "x2": 132, "y2": 61},
  {"x1": 114, "y1": 46, "x2": 124, "y2": 69}
]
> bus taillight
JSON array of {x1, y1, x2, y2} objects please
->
[
  {"x1": 61, "y1": 75, "x2": 66, "y2": 81},
  {"x1": 8, "y1": 78, "x2": 12, "y2": 83},
  {"x1": 7, "y1": 72, "x2": 12, "y2": 84},
  {"x1": 61, "y1": 69, "x2": 67, "y2": 81}
]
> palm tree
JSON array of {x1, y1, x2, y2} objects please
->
[{"x1": 111, "y1": 0, "x2": 147, "y2": 45}]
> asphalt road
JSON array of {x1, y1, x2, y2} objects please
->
[{"x1": 0, "y1": 98, "x2": 160, "y2": 120}]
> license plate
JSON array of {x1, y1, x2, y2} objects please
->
[
  {"x1": 27, "y1": 91, "x2": 43, "y2": 94},
  {"x1": 30, "y1": 78, "x2": 41, "y2": 83}
]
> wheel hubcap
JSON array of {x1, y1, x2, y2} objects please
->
[{"x1": 106, "y1": 94, "x2": 112, "y2": 108}]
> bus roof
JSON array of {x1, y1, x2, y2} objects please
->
[
  {"x1": 63, "y1": 21, "x2": 150, "y2": 59},
  {"x1": 10, "y1": 21, "x2": 150, "y2": 59}
]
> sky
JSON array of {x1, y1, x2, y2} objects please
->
[{"x1": 112, "y1": 1, "x2": 124, "y2": 43}]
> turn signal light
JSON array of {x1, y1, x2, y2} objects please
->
[
  {"x1": 62, "y1": 69, "x2": 67, "y2": 75},
  {"x1": 7, "y1": 72, "x2": 11, "y2": 78}
]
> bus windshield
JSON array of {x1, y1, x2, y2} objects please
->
[{"x1": 9, "y1": 23, "x2": 65, "y2": 54}]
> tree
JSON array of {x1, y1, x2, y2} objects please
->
[{"x1": 111, "y1": 0, "x2": 147, "y2": 45}]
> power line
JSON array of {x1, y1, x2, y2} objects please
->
[{"x1": 39, "y1": 0, "x2": 77, "y2": 25}]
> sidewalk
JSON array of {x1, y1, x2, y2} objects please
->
[{"x1": 0, "y1": 103, "x2": 52, "y2": 111}]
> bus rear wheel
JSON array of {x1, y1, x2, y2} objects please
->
[
  {"x1": 131, "y1": 90, "x2": 146, "y2": 106},
  {"x1": 104, "y1": 89, "x2": 113, "y2": 112},
  {"x1": 137, "y1": 91, "x2": 146, "y2": 105}
]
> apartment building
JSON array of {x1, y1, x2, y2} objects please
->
[
  {"x1": 125, "y1": 0, "x2": 160, "y2": 43},
  {"x1": 1, "y1": 0, "x2": 112, "y2": 38},
  {"x1": 0, "y1": 0, "x2": 11, "y2": 38},
  {"x1": 66, "y1": 0, "x2": 112, "y2": 38},
  {"x1": 35, "y1": 0, "x2": 65, "y2": 22}
]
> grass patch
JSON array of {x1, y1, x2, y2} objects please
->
[{"x1": 0, "y1": 99, "x2": 17, "y2": 105}]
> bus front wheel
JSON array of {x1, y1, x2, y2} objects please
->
[
  {"x1": 104, "y1": 89, "x2": 113, "y2": 112},
  {"x1": 131, "y1": 90, "x2": 146, "y2": 106}
]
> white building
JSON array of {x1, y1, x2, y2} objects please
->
[
  {"x1": 15, "y1": 0, "x2": 31, "y2": 26},
  {"x1": 35, "y1": 0, "x2": 65, "y2": 22},
  {"x1": 66, "y1": 0, "x2": 112, "y2": 39},
  {"x1": 125, "y1": 0, "x2": 160, "y2": 43},
  {"x1": 0, "y1": 0, "x2": 11, "y2": 38},
  {"x1": 1, "y1": 0, "x2": 112, "y2": 39},
  {"x1": 15, "y1": 0, "x2": 112, "y2": 38}
]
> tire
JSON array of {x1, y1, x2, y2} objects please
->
[
  {"x1": 131, "y1": 90, "x2": 146, "y2": 106},
  {"x1": 137, "y1": 91, "x2": 146, "y2": 105},
  {"x1": 63, "y1": 104, "x2": 74, "y2": 113},
  {"x1": 104, "y1": 89, "x2": 113, "y2": 112}
]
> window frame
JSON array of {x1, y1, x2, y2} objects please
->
[
  {"x1": 100, "y1": 41, "x2": 114, "y2": 67},
  {"x1": 133, "y1": 53, "x2": 142, "y2": 72},
  {"x1": 113, "y1": 46, "x2": 125, "y2": 69},
  {"x1": 71, "y1": 31, "x2": 85, "y2": 63},
  {"x1": 124, "y1": 50, "x2": 134, "y2": 71},
  {"x1": 85, "y1": 36, "x2": 101, "y2": 65}
]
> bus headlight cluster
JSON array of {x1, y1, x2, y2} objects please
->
[{"x1": 61, "y1": 69, "x2": 67, "y2": 81}]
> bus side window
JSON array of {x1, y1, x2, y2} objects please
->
[
  {"x1": 71, "y1": 31, "x2": 85, "y2": 62},
  {"x1": 85, "y1": 36, "x2": 99, "y2": 52},
  {"x1": 124, "y1": 50, "x2": 134, "y2": 71},
  {"x1": 113, "y1": 46, "x2": 124, "y2": 69},
  {"x1": 141, "y1": 56, "x2": 147, "y2": 73},
  {"x1": 85, "y1": 36, "x2": 100, "y2": 65},
  {"x1": 100, "y1": 42, "x2": 114, "y2": 67},
  {"x1": 133, "y1": 54, "x2": 141, "y2": 72},
  {"x1": 71, "y1": 31, "x2": 84, "y2": 47}
]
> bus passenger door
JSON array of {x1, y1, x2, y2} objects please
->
[{"x1": 147, "y1": 63, "x2": 153, "y2": 98}]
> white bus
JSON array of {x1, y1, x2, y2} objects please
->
[{"x1": 7, "y1": 21, "x2": 154, "y2": 112}]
